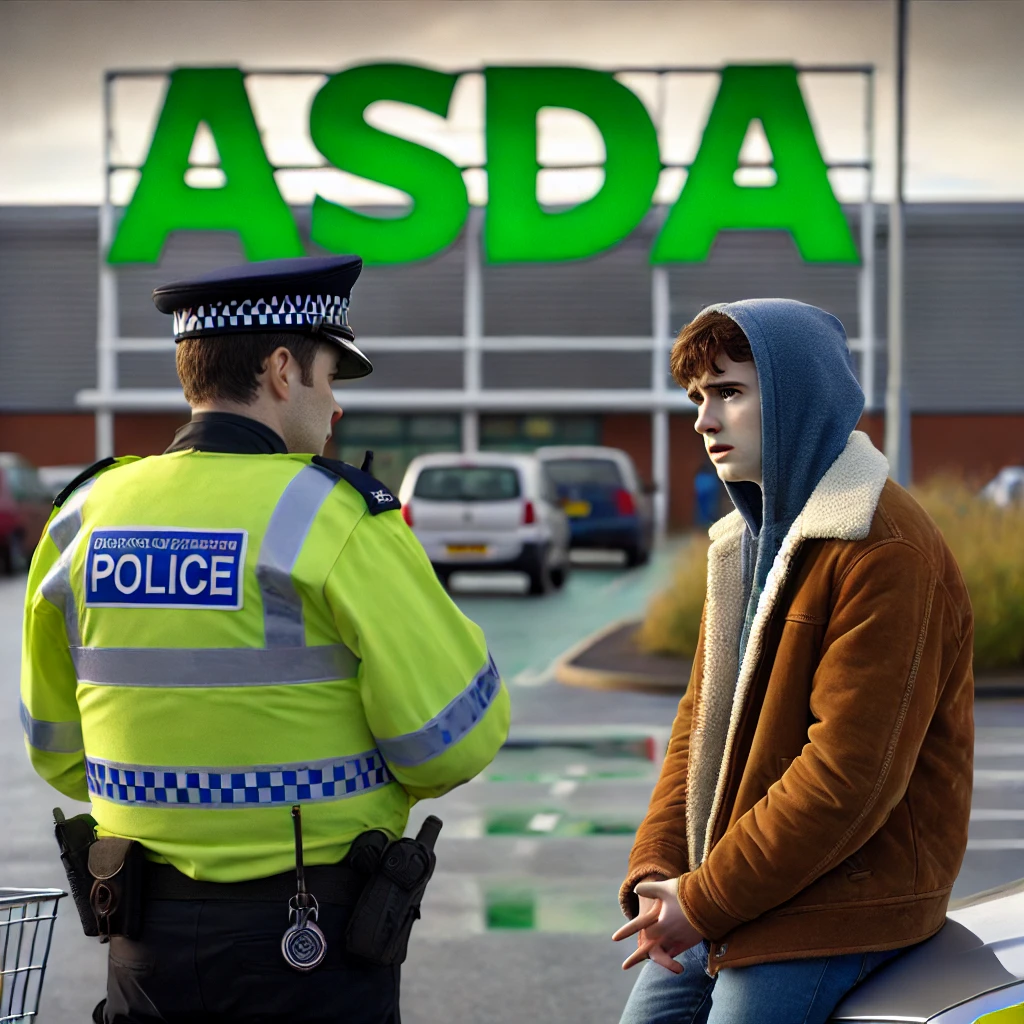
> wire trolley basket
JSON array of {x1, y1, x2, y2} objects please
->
[{"x1": 0, "y1": 889, "x2": 65, "y2": 1023}]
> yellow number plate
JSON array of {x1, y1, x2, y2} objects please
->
[
  {"x1": 446, "y1": 544, "x2": 488, "y2": 555},
  {"x1": 563, "y1": 501, "x2": 592, "y2": 518}
]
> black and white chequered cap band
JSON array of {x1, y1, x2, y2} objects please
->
[{"x1": 173, "y1": 293, "x2": 350, "y2": 340}]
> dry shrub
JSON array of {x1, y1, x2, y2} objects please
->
[
  {"x1": 635, "y1": 534, "x2": 710, "y2": 658},
  {"x1": 637, "y1": 481, "x2": 1024, "y2": 672},
  {"x1": 911, "y1": 478, "x2": 1024, "y2": 672}
]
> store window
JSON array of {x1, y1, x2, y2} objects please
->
[
  {"x1": 334, "y1": 414, "x2": 461, "y2": 492},
  {"x1": 480, "y1": 415, "x2": 601, "y2": 453}
]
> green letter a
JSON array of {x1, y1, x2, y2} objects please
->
[
  {"x1": 108, "y1": 68, "x2": 302, "y2": 264},
  {"x1": 652, "y1": 65, "x2": 858, "y2": 264}
]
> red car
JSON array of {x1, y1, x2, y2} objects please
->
[{"x1": 0, "y1": 453, "x2": 54, "y2": 574}]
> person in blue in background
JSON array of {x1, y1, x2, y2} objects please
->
[{"x1": 694, "y1": 464, "x2": 721, "y2": 527}]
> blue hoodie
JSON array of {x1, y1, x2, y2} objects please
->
[{"x1": 703, "y1": 299, "x2": 866, "y2": 661}]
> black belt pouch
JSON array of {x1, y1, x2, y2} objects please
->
[
  {"x1": 53, "y1": 808, "x2": 99, "y2": 937},
  {"x1": 345, "y1": 816, "x2": 441, "y2": 967},
  {"x1": 88, "y1": 837, "x2": 145, "y2": 941}
]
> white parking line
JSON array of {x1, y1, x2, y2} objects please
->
[
  {"x1": 974, "y1": 770, "x2": 1024, "y2": 787},
  {"x1": 527, "y1": 812, "x2": 561, "y2": 833},
  {"x1": 966, "y1": 839, "x2": 1024, "y2": 851},
  {"x1": 975, "y1": 743, "x2": 1024, "y2": 756},
  {"x1": 970, "y1": 809, "x2": 1024, "y2": 821},
  {"x1": 511, "y1": 661, "x2": 557, "y2": 687}
]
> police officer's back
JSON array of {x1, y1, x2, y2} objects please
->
[{"x1": 20, "y1": 256, "x2": 511, "y2": 1023}]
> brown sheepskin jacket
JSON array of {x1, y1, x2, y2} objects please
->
[{"x1": 621, "y1": 432, "x2": 974, "y2": 975}]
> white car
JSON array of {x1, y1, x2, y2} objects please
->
[
  {"x1": 398, "y1": 452, "x2": 571, "y2": 595},
  {"x1": 979, "y1": 466, "x2": 1024, "y2": 507}
]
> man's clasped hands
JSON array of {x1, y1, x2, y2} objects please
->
[{"x1": 612, "y1": 876, "x2": 704, "y2": 974}]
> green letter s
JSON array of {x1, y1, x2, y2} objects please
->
[
  {"x1": 484, "y1": 67, "x2": 661, "y2": 263},
  {"x1": 107, "y1": 68, "x2": 302, "y2": 264},
  {"x1": 652, "y1": 65, "x2": 858, "y2": 264},
  {"x1": 310, "y1": 64, "x2": 468, "y2": 265}
]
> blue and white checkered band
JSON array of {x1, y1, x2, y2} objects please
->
[
  {"x1": 85, "y1": 750, "x2": 392, "y2": 808},
  {"x1": 172, "y1": 294, "x2": 350, "y2": 339}
]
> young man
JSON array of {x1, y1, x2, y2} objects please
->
[{"x1": 613, "y1": 299, "x2": 974, "y2": 1024}]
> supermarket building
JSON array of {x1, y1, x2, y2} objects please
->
[
  {"x1": 2, "y1": 201, "x2": 1023, "y2": 530},
  {"x1": 1, "y1": 65, "x2": 1022, "y2": 529}
]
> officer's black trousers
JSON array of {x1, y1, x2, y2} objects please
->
[{"x1": 101, "y1": 898, "x2": 401, "y2": 1024}]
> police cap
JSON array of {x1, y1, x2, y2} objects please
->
[{"x1": 152, "y1": 255, "x2": 372, "y2": 379}]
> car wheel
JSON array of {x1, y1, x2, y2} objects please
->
[
  {"x1": 624, "y1": 543, "x2": 650, "y2": 568},
  {"x1": 527, "y1": 549, "x2": 553, "y2": 596},
  {"x1": 550, "y1": 562, "x2": 570, "y2": 589},
  {"x1": 3, "y1": 533, "x2": 28, "y2": 575}
]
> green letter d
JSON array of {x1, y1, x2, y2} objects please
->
[{"x1": 484, "y1": 67, "x2": 661, "y2": 263}]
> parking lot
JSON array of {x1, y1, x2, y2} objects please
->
[{"x1": 3, "y1": 551, "x2": 1023, "y2": 1023}]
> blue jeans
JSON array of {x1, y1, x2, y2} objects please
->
[{"x1": 619, "y1": 940, "x2": 905, "y2": 1024}]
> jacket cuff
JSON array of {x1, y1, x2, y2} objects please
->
[
  {"x1": 678, "y1": 867, "x2": 744, "y2": 941},
  {"x1": 619, "y1": 839, "x2": 689, "y2": 918},
  {"x1": 618, "y1": 864, "x2": 671, "y2": 919}
]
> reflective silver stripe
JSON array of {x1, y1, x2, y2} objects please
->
[
  {"x1": 71, "y1": 644, "x2": 358, "y2": 687},
  {"x1": 38, "y1": 477, "x2": 96, "y2": 646},
  {"x1": 48, "y1": 478, "x2": 96, "y2": 553},
  {"x1": 256, "y1": 465, "x2": 338, "y2": 648},
  {"x1": 86, "y1": 750, "x2": 392, "y2": 807},
  {"x1": 20, "y1": 700, "x2": 84, "y2": 754},
  {"x1": 376, "y1": 653, "x2": 503, "y2": 768},
  {"x1": 39, "y1": 541, "x2": 82, "y2": 646}
]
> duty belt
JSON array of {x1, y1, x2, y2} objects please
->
[{"x1": 144, "y1": 861, "x2": 363, "y2": 905}]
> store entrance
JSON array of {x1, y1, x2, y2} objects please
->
[
  {"x1": 480, "y1": 415, "x2": 601, "y2": 453},
  {"x1": 333, "y1": 414, "x2": 603, "y2": 493}
]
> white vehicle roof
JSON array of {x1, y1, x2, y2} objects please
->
[
  {"x1": 534, "y1": 445, "x2": 635, "y2": 462},
  {"x1": 534, "y1": 446, "x2": 640, "y2": 489},
  {"x1": 404, "y1": 451, "x2": 540, "y2": 472},
  {"x1": 398, "y1": 450, "x2": 545, "y2": 504}
]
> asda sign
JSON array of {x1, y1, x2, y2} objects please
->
[{"x1": 108, "y1": 64, "x2": 859, "y2": 266}]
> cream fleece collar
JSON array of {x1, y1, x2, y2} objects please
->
[{"x1": 686, "y1": 431, "x2": 890, "y2": 868}]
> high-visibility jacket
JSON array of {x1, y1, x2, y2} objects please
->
[{"x1": 21, "y1": 451, "x2": 510, "y2": 882}]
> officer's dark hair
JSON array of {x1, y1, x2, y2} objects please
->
[{"x1": 176, "y1": 332, "x2": 321, "y2": 406}]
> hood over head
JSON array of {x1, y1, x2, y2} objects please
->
[{"x1": 702, "y1": 298, "x2": 865, "y2": 656}]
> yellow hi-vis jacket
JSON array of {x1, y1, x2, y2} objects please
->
[{"x1": 21, "y1": 451, "x2": 510, "y2": 882}]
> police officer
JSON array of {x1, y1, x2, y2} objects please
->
[{"x1": 20, "y1": 255, "x2": 511, "y2": 1023}]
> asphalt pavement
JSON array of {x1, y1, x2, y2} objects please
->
[{"x1": 2, "y1": 547, "x2": 1023, "y2": 1023}]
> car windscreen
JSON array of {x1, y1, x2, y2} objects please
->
[
  {"x1": 542, "y1": 458, "x2": 624, "y2": 489},
  {"x1": 414, "y1": 466, "x2": 522, "y2": 502}
]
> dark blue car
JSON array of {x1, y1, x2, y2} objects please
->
[{"x1": 536, "y1": 446, "x2": 655, "y2": 566}]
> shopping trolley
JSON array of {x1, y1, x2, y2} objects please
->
[{"x1": 0, "y1": 889, "x2": 65, "y2": 1023}]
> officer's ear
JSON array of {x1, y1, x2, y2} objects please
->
[{"x1": 263, "y1": 347, "x2": 294, "y2": 402}]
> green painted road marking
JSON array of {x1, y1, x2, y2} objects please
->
[
  {"x1": 484, "y1": 810, "x2": 639, "y2": 837},
  {"x1": 453, "y1": 540, "x2": 683, "y2": 683},
  {"x1": 482, "y1": 883, "x2": 626, "y2": 933},
  {"x1": 485, "y1": 890, "x2": 536, "y2": 930}
]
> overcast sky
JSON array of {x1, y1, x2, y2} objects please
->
[{"x1": 2, "y1": 0, "x2": 1022, "y2": 206}]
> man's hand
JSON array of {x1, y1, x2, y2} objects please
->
[{"x1": 612, "y1": 876, "x2": 703, "y2": 974}]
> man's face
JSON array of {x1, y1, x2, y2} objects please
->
[
  {"x1": 281, "y1": 343, "x2": 344, "y2": 456},
  {"x1": 687, "y1": 354, "x2": 762, "y2": 487}
]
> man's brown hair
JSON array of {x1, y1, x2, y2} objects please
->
[
  {"x1": 176, "y1": 332, "x2": 322, "y2": 405},
  {"x1": 669, "y1": 310, "x2": 753, "y2": 390}
]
